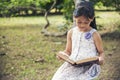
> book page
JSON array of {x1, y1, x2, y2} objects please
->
[
  {"x1": 57, "y1": 52, "x2": 75, "y2": 65},
  {"x1": 75, "y1": 56, "x2": 99, "y2": 65}
]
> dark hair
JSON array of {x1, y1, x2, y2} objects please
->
[
  {"x1": 73, "y1": 6, "x2": 94, "y2": 19},
  {"x1": 73, "y1": 1, "x2": 97, "y2": 29}
]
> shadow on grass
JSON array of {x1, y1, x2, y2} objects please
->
[
  {"x1": 100, "y1": 30, "x2": 120, "y2": 79},
  {"x1": 101, "y1": 30, "x2": 120, "y2": 40},
  {"x1": 111, "y1": 47, "x2": 120, "y2": 79},
  {"x1": 0, "y1": 56, "x2": 11, "y2": 80},
  {"x1": 0, "y1": 24, "x2": 43, "y2": 31},
  {"x1": 105, "y1": 43, "x2": 120, "y2": 80},
  {"x1": 0, "y1": 36, "x2": 13, "y2": 80}
]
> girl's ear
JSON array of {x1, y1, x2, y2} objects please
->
[{"x1": 89, "y1": 19, "x2": 93, "y2": 22}]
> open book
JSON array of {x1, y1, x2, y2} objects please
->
[{"x1": 57, "y1": 52, "x2": 99, "y2": 66}]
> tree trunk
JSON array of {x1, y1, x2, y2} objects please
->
[
  {"x1": 44, "y1": 11, "x2": 50, "y2": 29},
  {"x1": 41, "y1": 0, "x2": 67, "y2": 37},
  {"x1": 43, "y1": 0, "x2": 56, "y2": 29}
]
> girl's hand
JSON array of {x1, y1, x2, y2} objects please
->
[
  {"x1": 56, "y1": 51, "x2": 69, "y2": 60},
  {"x1": 56, "y1": 55, "x2": 62, "y2": 60},
  {"x1": 98, "y1": 56, "x2": 104, "y2": 65},
  {"x1": 56, "y1": 51, "x2": 64, "y2": 60}
]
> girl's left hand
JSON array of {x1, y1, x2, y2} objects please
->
[{"x1": 98, "y1": 57, "x2": 104, "y2": 65}]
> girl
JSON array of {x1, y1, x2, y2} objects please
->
[
  {"x1": 52, "y1": 1, "x2": 104, "y2": 80},
  {"x1": 73, "y1": 0, "x2": 97, "y2": 29}
]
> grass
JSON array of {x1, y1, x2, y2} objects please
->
[
  {"x1": 0, "y1": 16, "x2": 66, "y2": 80},
  {"x1": 0, "y1": 11, "x2": 120, "y2": 80},
  {"x1": 96, "y1": 11, "x2": 120, "y2": 31}
]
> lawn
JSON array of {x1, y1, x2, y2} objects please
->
[{"x1": 0, "y1": 11, "x2": 120, "y2": 80}]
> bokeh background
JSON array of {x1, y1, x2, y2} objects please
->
[{"x1": 0, "y1": 0, "x2": 120, "y2": 80}]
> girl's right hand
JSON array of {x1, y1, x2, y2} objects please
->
[
  {"x1": 56, "y1": 55, "x2": 62, "y2": 60},
  {"x1": 56, "y1": 51, "x2": 63, "y2": 60},
  {"x1": 56, "y1": 51, "x2": 69, "y2": 60}
]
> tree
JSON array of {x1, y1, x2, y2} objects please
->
[
  {"x1": 41, "y1": 0, "x2": 68, "y2": 37},
  {"x1": 54, "y1": 0, "x2": 64, "y2": 13},
  {"x1": 43, "y1": 0, "x2": 56, "y2": 29},
  {"x1": 0, "y1": 1, "x2": 11, "y2": 17},
  {"x1": 63, "y1": 0, "x2": 74, "y2": 21},
  {"x1": 102, "y1": 0, "x2": 120, "y2": 10}
]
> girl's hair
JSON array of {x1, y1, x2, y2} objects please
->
[{"x1": 73, "y1": 1, "x2": 97, "y2": 29}]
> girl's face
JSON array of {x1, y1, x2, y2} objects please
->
[{"x1": 75, "y1": 16, "x2": 93, "y2": 32}]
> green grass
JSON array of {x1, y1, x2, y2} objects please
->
[
  {"x1": 0, "y1": 11, "x2": 120, "y2": 80},
  {"x1": 0, "y1": 15, "x2": 66, "y2": 80},
  {"x1": 96, "y1": 11, "x2": 120, "y2": 31}
]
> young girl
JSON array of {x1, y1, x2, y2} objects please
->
[
  {"x1": 52, "y1": 2, "x2": 104, "y2": 80},
  {"x1": 73, "y1": 0, "x2": 97, "y2": 29}
]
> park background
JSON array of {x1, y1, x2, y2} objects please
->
[{"x1": 0, "y1": 0, "x2": 120, "y2": 80}]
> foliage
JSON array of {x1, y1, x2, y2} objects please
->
[
  {"x1": 95, "y1": 1, "x2": 104, "y2": 9},
  {"x1": 92, "y1": 0, "x2": 120, "y2": 10},
  {"x1": 0, "y1": 0, "x2": 56, "y2": 17},
  {"x1": 63, "y1": 0, "x2": 74, "y2": 21},
  {"x1": 0, "y1": 0, "x2": 120, "y2": 17}
]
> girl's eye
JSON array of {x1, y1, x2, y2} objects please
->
[
  {"x1": 77, "y1": 22, "x2": 82, "y2": 24},
  {"x1": 77, "y1": 21, "x2": 89, "y2": 24},
  {"x1": 84, "y1": 22, "x2": 89, "y2": 24}
]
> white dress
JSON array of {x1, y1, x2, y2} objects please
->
[{"x1": 52, "y1": 27, "x2": 100, "y2": 80}]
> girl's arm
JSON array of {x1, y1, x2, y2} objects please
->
[
  {"x1": 64, "y1": 29, "x2": 72, "y2": 56},
  {"x1": 57, "y1": 29, "x2": 72, "y2": 59},
  {"x1": 93, "y1": 32, "x2": 104, "y2": 65}
]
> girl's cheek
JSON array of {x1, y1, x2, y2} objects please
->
[{"x1": 75, "y1": 23, "x2": 79, "y2": 26}]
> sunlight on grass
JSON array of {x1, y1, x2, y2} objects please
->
[
  {"x1": 0, "y1": 17, "x2": 45, "y2": 25},
  {"x1": 95, "y1": 11, "x2": 120, "y2": 30},
  {"x1": 0, "y1": 16, "x2": 65, "y2": 27}
]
